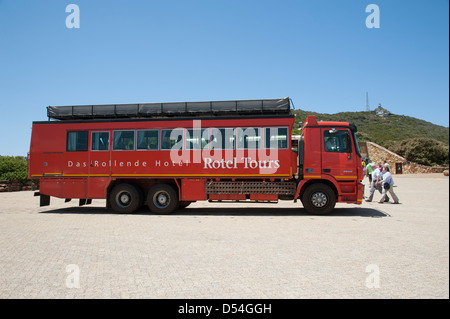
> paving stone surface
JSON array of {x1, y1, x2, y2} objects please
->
[{"x1": 0, "y1": 174, "x2": 448, "y2": 298}]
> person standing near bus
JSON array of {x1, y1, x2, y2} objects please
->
[
  {"x1": 366, "y1": 163, "x2": 389, "y2": 202},
  {"x1": 377, "y1": 166, "x2": 399, "y2": 204},
  {"x1": 383, "y1": 160, "x2": 390, "y2": 171},
  {"x1": 366, "y1": 164, "x2": 381, "y2": 202},
  {"x1": 366, "y1": 161, "x2": 373, "y2": 183},
  {"x1": 362, "y1": 160, "x2": 367, "y2": 178}
]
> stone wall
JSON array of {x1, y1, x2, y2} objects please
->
[
  {"x1": 362, "y1": 141, "x2": 449, "y2": 175},
  {"x1": 400, "y1": 163, "x2": 448, "y2": 174},
  {"x1": 0, "y1": 180, "x2": 38, "y2": 192}
]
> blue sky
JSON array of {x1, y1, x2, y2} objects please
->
[{"x1": 0, "y1": 0, "x2": 448, "y2": 156}]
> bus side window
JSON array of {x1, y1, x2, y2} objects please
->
[
  {"x1": 161, "y1": 129, "x2": 184, "y2": 150},
  {"x1": 324, "y1": 130, "x2": 352, "y2": 153},
  {"x1": 67, "y1": 131, "x2": 88, "y2": 152},
  {"x1": 137, "y1": 130, "x2": 159, "y2": 150},
  {"x1": 343, "y1": 131, "x2": 352, "y2": 153},
  {"x1": 113, "y1": 131, "x2": 135, "y2": 151},
  {"x1": 91, "y1": 131, "x2": 110, "y2": 151},
  {"x1": 237, "y1": 127, "x2": 261, "y2": 149},
  {"x1": 186, "y1": 129, "x2": 209, "y2": 150},
  {"x1": 265, "y1": 127, "x2": 288, "y2": 149},
  {"x1": 210, "y1": 128, "x2": 235, "y2": 150}
]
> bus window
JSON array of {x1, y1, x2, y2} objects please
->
[
  {"x1": 210, "y1": 128, "x2": 235, "y2": 150},
  {"x1": 137, "y1": 130, "x2": 159, "y2": 151},
  {"x1": 186, "y1": 129, "x2": 209, "y2": 150},
  {"x1": 113, "y1": 131, "x2": 135, "y2": 151},
  {"x1": 67, "y1": 131, "x2": 88, "y2": 152},
  {"x1": 91, "y1": 131, "x2": 110, "y2": 151},
  {"x1": 161, "y1": 129, "x2": 184, "y2": 150},
  {"x1": 265, "y1": 127, "x2": 288, "y2": 149},
  {"x1": 324, "y1": 130, "x2": 352, "y2": 153},
  {"x1": 237, "y1": 128, "x2": 261, "y2": 149}
]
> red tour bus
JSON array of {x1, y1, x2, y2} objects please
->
[{"x1": 28, "y1": 97, "x2": 364, "y2": 215}]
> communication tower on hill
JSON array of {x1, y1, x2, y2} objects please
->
[{"x1": 366, "y1": 92, "x2": 370, "y2": 111}]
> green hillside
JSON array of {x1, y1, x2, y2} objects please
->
[{"x1": 292, "y1": 109, "x2": 449, "y2": 149}]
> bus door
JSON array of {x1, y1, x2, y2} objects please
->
[
  {"x1": 321, "y1": 128, "x2": 357, "y2": 180},
  {"x1": 42, "y1": 152, "x2": 63, "y2": 177},
  {"x1": 88, "y1": 131, "x2": 111, "y2": 197},
  {"x1": 63, "y1": 130, "x2": 90, "y2": 198}
]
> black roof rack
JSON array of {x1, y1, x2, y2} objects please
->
[{"x1": 47, "y1": 97, "x2": 291, "y2": 120}]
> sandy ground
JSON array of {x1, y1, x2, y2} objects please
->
[{"x1": 0, "y1": 173, "x2": 448, "y2": 299}]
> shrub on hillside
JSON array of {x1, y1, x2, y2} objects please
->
[
  {"x1": 0, "y1": 156, "x2": 28, "y2": 182},
  {"x1": 389, "y1": 138, "x2": 449, "y2": 166}
]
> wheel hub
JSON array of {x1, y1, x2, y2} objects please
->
[
  {"x1": 120, "y1": 194, "x2": 130, "y2": 204},
  {"x1": 153, "y1": 191, "x2": 170, "y2": 209},
  {"x1": 312, "y1": 192, "x2": 327, "y2": 208},
  {"x1": 157, "y1": 194, "x2": 168, "y2": 205},
  {"x1": 116, "y1": 191, "x2": 131, "y2": 208}
]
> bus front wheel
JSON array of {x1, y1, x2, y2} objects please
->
[{"x1": 302, "y1": 183, "x2": 336, "y2": 215}]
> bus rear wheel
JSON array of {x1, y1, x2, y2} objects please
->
[
  {"x1": 110, "y1": 183, "x2": 142, "y2": 214},
  {"x1": 302, "y1": 183, "x2": 336, "y2": 215},
  {"x1": 147, "y1": 184, "x2": 179, "y2": 215}
]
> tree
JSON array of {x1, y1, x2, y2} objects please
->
[
  {"x1": 389, "y1": 138, "x2": 449, "y2": 166},
  {"x1": 0, "y1": 156, "x2": 28, "y2": 182}
]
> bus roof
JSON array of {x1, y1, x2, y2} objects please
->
[
  {"x1": 33, "y1": 114, "x2": 295, "y2": 125},
  {"x1": 47, "y1": 97, "x2": 291, "y2": 121},
  {"x1": 303, "y1": 115, "x2": 351, "y2": 128}
]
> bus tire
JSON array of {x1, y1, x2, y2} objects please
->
[
  {"x1": 302, "y1": 183, "x2": 336, "y2": 215},
  {"x1": 147, "y1": 184, "x2": 179, "y2": 215},
  {"x1": 110, "y1": 183, "x2": 142, "y2": 214}
]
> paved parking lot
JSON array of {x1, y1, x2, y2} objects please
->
[{"x1": 0, "y1": 174, "x2": 448, "y2": 299}]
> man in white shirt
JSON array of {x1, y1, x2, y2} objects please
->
[
  {"x1": 384, "y1": 160, "x2": 390, "y2": 171},
  {"x1": 377, "y1": 166, "x2": 399, "y2": 204},
  {"x1": 365, "y1": 164, "x2": 386, "y2": 202}
]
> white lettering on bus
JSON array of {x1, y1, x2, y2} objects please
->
[
  {"x1": 66, "y1": 158, "x2": 277, "y2": 171},
  {"x1": 203, "y1": 157, "x2": 280, "y2": 171}
]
